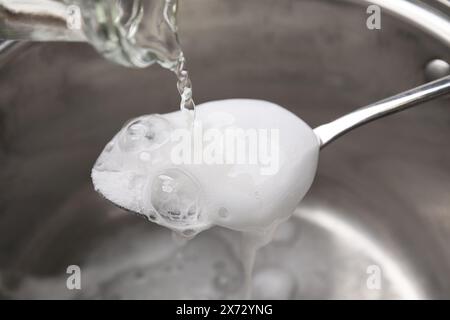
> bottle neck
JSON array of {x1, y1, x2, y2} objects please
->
[{"x1": 0, "y1": 0, "x2": 182, "y2": 69}]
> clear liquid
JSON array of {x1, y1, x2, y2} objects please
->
[{"x1": 174, "y1": 54, "x2": 196, "y2": 121}]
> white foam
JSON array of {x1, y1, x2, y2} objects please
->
[
  {"x1": 92, "y1": 99, "x2": 319, "y2": 234},
  {"x1": 91, "y1": 99, "x2": 320, "y2": 297}
]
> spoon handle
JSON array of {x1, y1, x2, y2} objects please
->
[{"x1": 314, "y1": 75, "x2": 450, "y2": 148}]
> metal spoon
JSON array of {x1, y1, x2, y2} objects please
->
[{"x1": 314, "y1": 75, "x2": 450, "y2": 147}]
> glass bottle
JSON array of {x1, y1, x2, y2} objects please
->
[{"x1": 0, "y1": 0, "x2": 182, "y2": 69}]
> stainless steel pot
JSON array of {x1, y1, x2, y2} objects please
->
[{"x1": 0, "y1": 0, "x2": 449, "y2": 299}]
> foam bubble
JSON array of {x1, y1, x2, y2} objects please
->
[
  {"x1": 149, "y1": 168, "x2": 202, "y2": 228},
  {"x1": 118, "y1": 115, "x2": 171, "y2": 152}
]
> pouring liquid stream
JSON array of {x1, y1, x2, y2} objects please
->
[
  {"x1": 174, "y1": 54, "x2": 196, "y2": 124},
  {"x1": 173, "y1": 60, "x2": 281, "y2": 297}
]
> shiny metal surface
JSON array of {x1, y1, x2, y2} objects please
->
[
  {"x1": 314, "y1": 75, "x2": 450, "y2": 147},
  {"x1": 0, "y1": 0, "x2": 449, "y2": 299},
  {"x1": 361, "y1": 0, "x2": 450, "y2": 45},
  {"x1": 425, "y1": 59, "x2": 450, "y2": 80}
]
